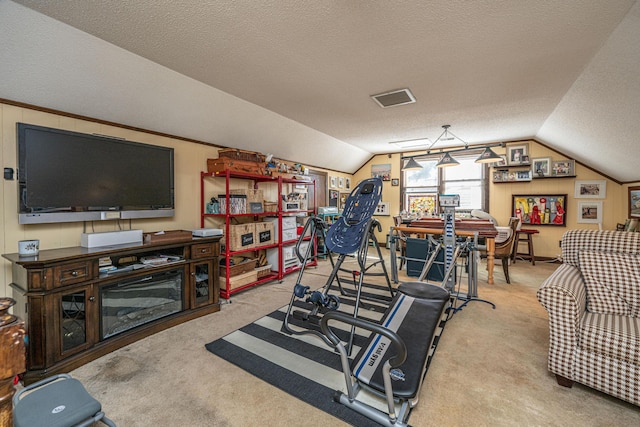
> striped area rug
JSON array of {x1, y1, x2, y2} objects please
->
[{"x1": 205, "y1": 281, "x2": 440, "y2": 426}]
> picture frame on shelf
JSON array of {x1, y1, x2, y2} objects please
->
[
  {"x1": 552, "y1": 160, "x2": 575, "y2": 177},
  {"x1": 532, "y1": 157, "x2": 552, "y2": 177},
  {"x1": 575, "y1": 180, "x2": 606, "y2": 199},
  {"x1": 577, "y1": 201, "x2": 603, "y2": 224},
  {"x1": 507, "y1": 143, "x2": 529, "y2": 165},
  {"x1": 493, "y1": 170, "x2": 506, "y2": 182},
  {"x1": 512, "y1": 194, "x2": 567, "y2": 226},
  {"x1": 629, "y1": 186, "x2": 640, "y2": 218},
  {"x1": 516, "y1": 170, "x2": 532, "y2": 181},
  {"x1": 493, "y1": 155, "x2": 507, "y2": 167}
]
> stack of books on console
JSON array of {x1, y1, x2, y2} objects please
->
[
  {"x1": 140, "y1": 255, "x2": 183, "y2": 266},
  {"x1": 98, "y1": 257, "x2": 116, "y2": 274}
]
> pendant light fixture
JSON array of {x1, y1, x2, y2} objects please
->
[
  {"x1": 398, "y1": 124, "x2": 504, "y2": 169},
  {"x1": 475, "y1": 146, "x2": 503, "y2": 163},
  {"x1": 402, "y1": 157, "x2": 423, "y2": 170},
  {"x1": 435, "y1": 151, "x2": 460, "y2": 167}
]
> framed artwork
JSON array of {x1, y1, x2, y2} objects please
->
[
  {"x1": 507, "y1": 143, "x2": 529, "y2": 165},
  {"x1": 532, "y1": 158, "x2": 551, "y2": 177},
  {"x1": 329, "y1": 176, "x2": 337, "y2": 188},
  {"x1": 408, "y1": 195, "x2": 437, "y2": 215},
  {"x1": 493, "y1": 155, "x2": 507, "y2": 167},
  {"x1": 577, "y1": 201, "x2": 603, "y2": 224},
  {"x1": 512, "y1": 194, "x2": 567, "y2": 226},
  {"x1": 575, "y1": 180, "x2": 606, "y2": 199},
  {"x1": 329, "y1": 189, "x2": 339, "y2": 207},
  {"x1": 371, "y1": 163, "x2": 391, "y2": 181},
  {"x1": 373, "y1": 201, "x2": 390, "y2": 216},
  {"x1": 391, "y1": 178, "x2": 399, "y2": 186},
  {"x1": 552, "y1": 160, "x2": 575, "y2": 177},
  {"x1": 338, "y1": 177, "x2": 344, "y2": 188},
  {"x1": 629, "y1": 186, "x2": 640, "y2": 218},
  {"x1": 345, "y1": 178, "x2": 351, "y2": 189},
  {"x1": 339, "y1": 192, "x2": 350, "y2": 210}
]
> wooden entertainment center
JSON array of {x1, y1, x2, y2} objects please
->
[{"x1": 3, "y1": 235, "x2": 221, "y2": 384}]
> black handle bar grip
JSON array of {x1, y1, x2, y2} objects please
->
[{"x1": 320, "y1": 310, "x2": 407, "y2": 368}]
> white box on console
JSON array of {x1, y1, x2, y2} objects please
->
[
  {"x1": 81, "y1": 229, "x2": 143, "y2": 248},
  {"x1": 192, "y1": 228, "x2": 223, "y2": 237}
]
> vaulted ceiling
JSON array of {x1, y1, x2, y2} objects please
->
[{"x1": 3, "y1": 1, "x2": 640, "y2": 182}]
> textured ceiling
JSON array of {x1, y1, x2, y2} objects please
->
[{"x1": 5, "y1": 0, "x2": 640, "y2": 181}]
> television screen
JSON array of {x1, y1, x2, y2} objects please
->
[{"x1": 17, "y1": 123, "x2": 175, "y2": 224}]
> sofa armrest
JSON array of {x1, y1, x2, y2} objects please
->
[{"x1": 536, "y1": 264, "x2": 587, "y2": 378}]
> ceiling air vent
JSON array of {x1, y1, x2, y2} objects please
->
[{"x1": 371, "y1": 88, "x2": 416, "y2": 108}]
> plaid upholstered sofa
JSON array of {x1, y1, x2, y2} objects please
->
[{"x1": 537, "y1": 229, "x2": 640, "y2": 406}]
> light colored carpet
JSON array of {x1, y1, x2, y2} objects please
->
[{"x1": 70, "y1": 252, "x2": 640, "y2": 426}]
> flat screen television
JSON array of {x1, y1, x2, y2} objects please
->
[{"x1": 17, "y1": 123, "x2": 175, "y2": 224}]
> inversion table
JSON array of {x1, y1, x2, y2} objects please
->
[
  {"x1": 282, "y1": 177, "x2": 394, "y2": 351},
  {"x1": 321, "y1": 281, "x2": 450, "y2": 427}
]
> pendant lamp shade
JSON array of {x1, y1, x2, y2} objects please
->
[
  {"x1": 475, "y1": 146, "x2": 502, "y2": 163},
  {"x1": 402, "y1": 157, "x2": 423, "y2": 170},
  {"x1": 436, "y1": 152, "x2": 460, "y2": 167}
]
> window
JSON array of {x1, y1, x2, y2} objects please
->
[
  {"x1": 402, "y1": 151, "x2": 487, "y2": 214},
  {"x1": 403, "y1": 159, "x2": 438, "y2": 215}
]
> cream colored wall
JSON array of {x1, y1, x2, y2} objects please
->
[
  {"x1": 354, "y1": 143, "x2": 631, "y2": 260},
  {"x1": 0, "y1": 103, "x2": 221, "y2": 298},
  {"x1": 489, "y1": 140, "x2": 627, "y2": 259},
  {"x1": 0, "y1": 103, "x2": 357, "y2": 298},
  {"x1": 1, "y1": 104, "x2": 634, "y2": 297},
  {"x1": 352, "y1": 154, "x2": 403, "y2": 244}
]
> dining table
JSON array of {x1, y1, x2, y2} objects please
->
[{"x1": 393, "y1": 217, "x2": 499, "y2": 285}]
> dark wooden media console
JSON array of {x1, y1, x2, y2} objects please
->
[{"x1": 3, "y1": 235, "x2": 221, "y2": 384}]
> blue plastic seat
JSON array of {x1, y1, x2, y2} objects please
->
[
  {"x1": 13, "y1": 374, "x2": 116, "y2": 427},
  {"x1": 325, "y1": 177, "x2": 383, "y2": 254}
]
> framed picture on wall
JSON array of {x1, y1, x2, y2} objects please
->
[
  {"x1": 391, "y1": 178, "x2": 399, "y2": 186},
  {"x1": 329, "y1": 189, "x2": 339, "y2": 207},
  {"x1": 629, "y1": 186, "x2": 640, "y2": 218},
  {"x1": 345, "y1": 178, "x2": 351, "y2": 189},
  {"x1": 339, "y1": 192, "x2": 350, "y2": 210},
  {"x1": 330, "y1": 176, "x2": 337, "y2": 188},
  {"x1": 507, "y1": 143, "x2": 529, "y2": 165},
  {"x1": 532, "y1": 158, "x2": 551, "y2": 177},
  {"x1": 371, "y1": 163, "x2": 392, "y2": 181},
  {"x1": 575, "y1": 180, "x2": 606, "y2": 199},
  {"x1": 512, "y1": 194, "x2": 567, "y2": 226},
  {"x1": 373, "y1": 201, "x2": 390, "y2": 216},
  {"x1": 493, "y1": 155, "x2": 507, "y2": 167},
  {"x1": 552, "y1": 160, "x2": 575, "y2": 177},
  {"x1": 577, "y1": 201, "x2": 603, "y2": 224},
  {"x1": 338, "y1": 177, "x2": 344, "y2": 188}
]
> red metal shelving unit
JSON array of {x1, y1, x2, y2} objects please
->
[{"x1": 200, "y1": 170, "x2": 316, "y2": 299}]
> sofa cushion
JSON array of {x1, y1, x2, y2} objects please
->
[
  {"x1": 563, "y1": 230, "x2": 640, "y2": 268},
  {"x1": 580, "y1": 311, "x2": 640, "y2": 365},
  {"x1": 579, "y1": 250, "x2": 640, "y2": 317}
]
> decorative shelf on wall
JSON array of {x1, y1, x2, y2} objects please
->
[
  {"x1": 532, "y1": 174, "x2": 576, "y2": 179},
  {"x1": 492, "y1": 168, "x2": 532, "y2": 183}
]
